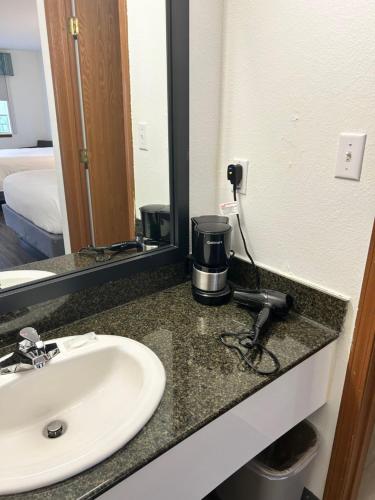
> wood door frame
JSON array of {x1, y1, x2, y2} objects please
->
[
  {"x1": 44, "y1": 0, "x2": 92, "y2": 251},
  {"x1": 324, "y1": 220, "x2": 375, "y2": 500},
  {"x1": 118, "y1": 0, "x2": 136, "y2": 237}
]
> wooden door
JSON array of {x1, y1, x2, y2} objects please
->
[
  {"x1": 75, "y1": 0, "x2": 135, "y2": 246},
  {"x1": 323, "y1": 221, "x2": 375, "y2": 500}
]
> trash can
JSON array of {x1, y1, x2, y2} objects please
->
[{"x1": 216, "y1": 420, "x2": 318, "y2": 500}]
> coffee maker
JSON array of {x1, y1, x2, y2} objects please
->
[
  {"x1": 191, "y1": 215, "x2": 232, "y2": 305},
  {"x1": 139, "y1": 204, "x2": 170, "y2": 250}
]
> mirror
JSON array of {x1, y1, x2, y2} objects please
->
[{"x1": 0, "y1": 0, "x2": 172, "y2": 291}]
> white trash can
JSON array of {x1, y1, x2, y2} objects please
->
[{"x1": 216, "y1": 421, "x2": 318, "y2": 500}]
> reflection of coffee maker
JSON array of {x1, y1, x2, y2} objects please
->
[
  {"x1": 140, "y1": 204, "x2": 170, "y2": 250},
  {"x1": 191, "y1": 215, "x2": 232, "y2": 305}
]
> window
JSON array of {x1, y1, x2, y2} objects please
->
[{"x1": 0, "y1": 100, "x2": 12, "y2": 136}]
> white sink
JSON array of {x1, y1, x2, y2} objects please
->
[
  {"x1": 0, "y1": 334, "x2": 166, "y2": 494},
  {"x1": 0, "y1": 270, "x2": 55, "y2": 289}
]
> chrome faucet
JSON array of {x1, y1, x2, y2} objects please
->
[{"x1": 0, "y1": 327, "x2": 60, "y2": 375}]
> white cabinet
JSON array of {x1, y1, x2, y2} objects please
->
[{"x1": 101, "y1": 341, "x2": 336, "y2": 500}]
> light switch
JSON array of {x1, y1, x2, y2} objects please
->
[{"x1": 335, "y1": 133, "x2": 366, "y2": 181}]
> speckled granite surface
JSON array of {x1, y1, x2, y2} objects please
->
[
  {"x1": 229, "y1": 258, "x2": 348, "y2": 332},
  {"x1": 0, "y1": 262, "x2": 187, "y2": 348},
  {"x1": 1, "y1": 282, "x2": 339, "y2": 500},
  {"x1": 11, "y1": 247, "x2": 147, "y2": 275},
  {"x1": 0, "y1": 257, "x2": 348, "y2": 349},
  {"x1": 2, "y1": 217, "x2": 148, "y2": 276}
]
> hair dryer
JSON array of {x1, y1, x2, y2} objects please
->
[{"x1": 233, "y1": 289, "x2": 294, "y2": 343}]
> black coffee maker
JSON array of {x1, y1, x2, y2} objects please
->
[
  {"x1": 191, "y1": 215, "x2": 232, "y2": 305},
  {"x1": 140, "y1": 204, "x2": 170, "y2": 250}
]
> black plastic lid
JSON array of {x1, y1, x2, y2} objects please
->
[
  {"x1": 192, "y1": 215, "x2": 229, "y2": 226},
  {"x1": 140, "y1": 204, "x2": 170, "y2": 214},
  {"x1": 195, "y1": 222, "x2": 232, "y2": 235},
  {"x1": 254, "y1": 421, "x2": 317, "y2": 471}
]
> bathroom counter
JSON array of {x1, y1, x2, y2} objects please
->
[{"x1": 2, "y1": 282, "x2": 340, "y2": 500}]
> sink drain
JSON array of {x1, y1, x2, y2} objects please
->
[{"x1": 44, "y1": 420, "x2": 66, "y2": 439}]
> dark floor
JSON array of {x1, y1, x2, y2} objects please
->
[
  {"x1": 301, "y1": 489, "x2": 320, "y2": 500},
  {"x1": 204, "y1": 487, "x2": 319, "y2": 500},
  {"x1": 0, "y1": 209, "x2": 45, "y2": 270}
]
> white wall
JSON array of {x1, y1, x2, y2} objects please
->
[
  {"x1": 0, "y1": 49, "x2": 51, "y2": 149},
  {"x1": 36, "y1": 0, "x2": 71, "y2": 253},
  {"x1": 190, "y1": 0, "x2": 224, "y2": 219},
  {"x1": 127, "y1": 0, "x2": 170, "y2": 216},
  {"x1": 190, "y1": 0, "x2": 375, "y2": 497}
]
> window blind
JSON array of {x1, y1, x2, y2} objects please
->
[
  {"x1": 0, "y1": 53, "x2": 15, "y2": 135},
  {"x1": 0, "y1": 53, "x2": 14, "y2": 76}
]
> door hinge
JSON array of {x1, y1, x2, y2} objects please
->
[
  {"x1": 79, "y1": 148, "x2": 89, "y2": 166},
  {"x1": 68, "y1": 17, "x2": 79, "y2": 38}
]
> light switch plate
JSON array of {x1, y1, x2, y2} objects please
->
[
  {"x1": 335, "y1": 133, "x2": 366, "y2": 181},
  {"x1": 233, "y1": 158, "x2": 249, "y2": 194}
]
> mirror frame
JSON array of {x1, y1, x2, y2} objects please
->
[{"x1": 0, "y1": 0, "x2": 189, "y2": 314}]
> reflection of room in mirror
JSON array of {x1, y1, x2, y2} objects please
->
[
  {"x1": 127, "y1": 0, "x2": 170, "y2": 221},
  {"x1": 0, "y1": 0, "x2": 64, "y2": 273},
  {"x1": 0, "y1": 0, "x2": 171, "y2": 288}
]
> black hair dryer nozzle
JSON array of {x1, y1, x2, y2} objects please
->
[{"x1": 233, "y1": 288, "x2": 294, "y2": 342}]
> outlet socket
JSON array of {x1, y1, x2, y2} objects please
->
[{"x1": 233, "y1": 159, "x2": 249, "y2": 195}]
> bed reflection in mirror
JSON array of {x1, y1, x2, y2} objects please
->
[{"x1": 0, "y1": 0, "x2": 171, "y2": 290}]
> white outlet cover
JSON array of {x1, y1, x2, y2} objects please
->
[
  {"x1": 138, "y1": 122, "x2": 148, "y2": 151},
  {"x1": 233, "y1": 158, "x2": 249, "y2": 194},
  {"x1": 335, "y1": 133, "x2": 366, "y2": 181}
]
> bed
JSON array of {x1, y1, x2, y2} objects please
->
[
  {"x1": 2, "y1": 169, "x2": 65, "y2": 258},
  {"x1": 0, "y1": 147, "x2": 55, "y2": 196}
]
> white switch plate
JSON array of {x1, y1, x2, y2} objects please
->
[
  {"x1": 335, "y1": 133, "x2": 366, "y2": 181},
  {"x1": 138, "y1": 123, "x2": 148, "y2": 151},
  {"x1": 233, "y1": 158, "x2": 249, "y2": 194}
]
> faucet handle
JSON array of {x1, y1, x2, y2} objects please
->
[
  {"x1": 19, "y1": 327, "x2": 44, "y2": 352},
  {"x1": 19, "y1": 327, "x2": 40, "y2": 343}
]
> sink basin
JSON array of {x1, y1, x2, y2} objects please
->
[
  {"x1": 0, "y1": 334, "x2": 166, "y2": 494},
  {"x1": 0, "y1": 270, "x2": 55, "y2": 289}
]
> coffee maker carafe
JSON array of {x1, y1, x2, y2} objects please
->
[{"x1": 191, "y1": 215, "x2": 232, "y2": 305}]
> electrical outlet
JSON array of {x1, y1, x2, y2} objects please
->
[
  {"x1": 233, "y1": 159, "x2": 249, "y2": 194},
  {"x1": 138, "y1": 122, "x2": 148, "y2": 151},
  {"x1": 335, "y1": 133, "x2": 366, "y2": 181}
]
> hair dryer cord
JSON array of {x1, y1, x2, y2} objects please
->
[
  {"x1": 220, "y1": 328, "x2": 280, "y2": 375},
  {"x1": 220, "y1": 305, "x2": 280, "y2": 375}
]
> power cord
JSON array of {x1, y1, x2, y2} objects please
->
[
  {"x1": 79, "y1": 239, "x2": 143, "y2": 262},
  {"x1": 227, "y1": 164, "x2": 261, "y2": 290},
  {"x1": 222, "y1": 164, "x2": 280, "y2": 376},
  {"x1": 220, "y1": 326, "x2": 280, "y2": 375}
]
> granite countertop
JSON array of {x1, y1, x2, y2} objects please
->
[
  {"x1": 5, "y1": 217, "x2": 153, "y2": 277},
  {"x1": 9, "y1": 247, "x2": 146, "y2": 276},
  {"x1": 2, "y1": 282, "x2": 339, "y2": 500}
]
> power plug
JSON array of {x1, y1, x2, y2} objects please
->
[{"x1": 227, "y1": 164, "x2": 243, "y2": 189}]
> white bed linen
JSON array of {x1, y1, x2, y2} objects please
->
[
  {"x1": 3, "y1": 169, "x2": 62, "y2": 234},
  {"x1": 0, "y1": 147, "x2": 55, "y2": 190}
]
